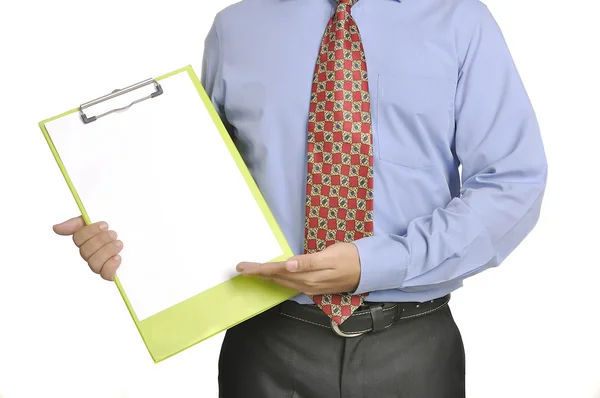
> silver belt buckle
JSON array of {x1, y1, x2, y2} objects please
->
[{"x1": 331, "y1": 319, "x2": 367, "y2": 338}]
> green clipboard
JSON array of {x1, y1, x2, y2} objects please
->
[{"x1": 39, "y1": 65, "x2": 296, "y2": 363}]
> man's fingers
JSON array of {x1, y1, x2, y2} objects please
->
[
  {"x1": 52, "y1": 216, "x2": 86, "y2": 236},
  {"x1": 100, "y1": 255, "x2": 122, "y2": 281},
  {"x1": 236, "y1": 261, "x2": 306, "y2": 282},
  {"x1": 237, "y1": 254, "x2": 324, "y2": 277},
  {"x1": 72, "y1": 221, "x2": 109, "y2": 247},
  {"x1": 235, "y1": 261, "x2": 259, "y2": 273},
  {"x1": 53, "y1": 215, "x2": 121, "y2": 282},
  {"x1": 236, "y1": 261, "x2": 285, "y2": 277},
  {"x1": 270, "y1": 277, "x2": 301, "y2": 292},
  {"x1": 79, "y1": 230, "x2": 118, "y2": 261},
  {"x1": 87, "y1": 239, "x2": 124, "y2": 274},
  {"x1": 237, "y1": 261, "x2": 332, "y2": 294},
  {"x1": 284, "y1": 254, "x2": 325, "y2": 273},
  {"x1": 269, "y1": 276, "x2": 327, "y2": 296}
]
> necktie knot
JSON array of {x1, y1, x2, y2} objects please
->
[{"x1": 337, "y1": 0, "x2": 359, "y2": 8}]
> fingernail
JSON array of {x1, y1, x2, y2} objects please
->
[
  {"x1": 286, "y1": 260, "x2": 298, "y2": 272},
  {"x1": 99, "y1": 222, "x2": 108, "y2": 230},
  {"x1": 113, "y1": 255, "x2": 121, "y2": 262},
  {"x1": 114, "y1": 240, "x2": 123, "y2": 248},
  {"x1": 238, "y1": 263, "x2": 259, "y2": 274}
]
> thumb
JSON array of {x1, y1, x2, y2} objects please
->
[
  {"x1": 53, "y1": 216, "x2": 86, "y2": 236},
  {"x1": 284, "y1": 254, "x2": 318, "y2": 272}
]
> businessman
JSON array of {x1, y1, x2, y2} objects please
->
[{"x1": 53, "y1": 0, "x2": 547, "y2": 396}]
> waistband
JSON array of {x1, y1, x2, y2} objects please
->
[{"x1": 275, "y1": 294, "x2": 451, "y2": 337}]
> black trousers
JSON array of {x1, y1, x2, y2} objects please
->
[{"x1": 218, "y1": 299, "x2": 466, "y2": 398}]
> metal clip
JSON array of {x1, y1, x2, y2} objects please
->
[{"x1": 79, "y1": 78, "x2": 163, "y2": 124}]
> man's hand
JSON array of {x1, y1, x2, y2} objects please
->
[
  {"x1": 53, "y1": 216, "x2": 123, "y2": 281},
  {"x1": 236, "y1": 242, "x2": 361, "y2": 295}
]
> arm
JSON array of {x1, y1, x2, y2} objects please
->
[
  {"x1": 201, "y1": 16, "x2": 229, "y2": 127},
  {"x1": 351, "y1": 4, "x2": 548, "y2": 294}
]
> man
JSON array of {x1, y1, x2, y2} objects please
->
[{"x1": 53, "y1": 0, "x2": 547, "y2": 396}]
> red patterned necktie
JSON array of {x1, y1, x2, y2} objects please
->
[{"x1": 304, "y1": 0, "x2": 374, "y2": 325}]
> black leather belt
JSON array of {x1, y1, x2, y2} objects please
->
[{"x1": 276, "y1": 294, "x2": 451, "y2": 337}]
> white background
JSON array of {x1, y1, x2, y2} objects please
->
[{"x1": 0, "y1": 0, "x2": 598, "y2": 397}]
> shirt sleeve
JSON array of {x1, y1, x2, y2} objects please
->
[
  {"x1": 201, "y1": 15, "x2": 229, "y2": 126},
  {"x1": 351, "y1": 4, "x2": 548, "y2": 295}
]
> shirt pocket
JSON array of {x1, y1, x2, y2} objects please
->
[{"x1": 375, "y1": 73, "x2": 455, "y2": 169}]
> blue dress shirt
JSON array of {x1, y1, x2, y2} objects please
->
[{"x1": 200, "y1": 0, "x2": 548, "y2": 304}]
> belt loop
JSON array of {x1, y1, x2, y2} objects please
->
[{"x1": 368, "y1": 303, "x2": 386, "y2": 332}]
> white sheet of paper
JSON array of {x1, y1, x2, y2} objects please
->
[{"x1": 45, "y1": 71, "x2": 284, "y2": 321}]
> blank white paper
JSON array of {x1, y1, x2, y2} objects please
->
[{"x1": 45, "y1": 71, "x2": 284, "y2": 321}]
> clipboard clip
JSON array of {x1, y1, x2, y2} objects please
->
[{"x1": 79, "y1": 78, "x2": 163, "y2": 124}]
